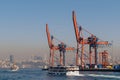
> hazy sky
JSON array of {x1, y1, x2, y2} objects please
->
[{"x1": 0, "y1": 0, "x2": 120, "y2": 61}]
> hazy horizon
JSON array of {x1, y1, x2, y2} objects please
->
[{"x1": 0, "y1": 0, "x2": 120, "y2": 61}]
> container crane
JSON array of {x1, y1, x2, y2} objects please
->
[
  {"x1": 99, "y1": 50, "x2": 109, "y2": 68},
  {"x1": 72, "y1": 11, "x2": 109, "y2": 68},
  {"x1": 46, "y1": 24, "x2": 75, "y2": 67}
]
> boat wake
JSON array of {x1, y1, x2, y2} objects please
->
[
  {"x1": 68, "y1": 73, "x2": 120, "y2": 79},
  {"x1": 87, "y1": 74, "x2": 120, "y2": 79},
  {"x1": 66, "y1": 71, "x2": 83, "y2": 76}
]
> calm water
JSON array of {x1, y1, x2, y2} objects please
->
[{"x1": 0, "y1": 68, "x2": 120, "y2": 80}]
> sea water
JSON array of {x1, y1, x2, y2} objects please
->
[{"x1": 0, "y1": 68, "x2": 120, "y2": 80}]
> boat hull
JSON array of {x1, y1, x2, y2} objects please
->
[{"x1": 48, "y1": 66, "x2": 80, "y2": 76}]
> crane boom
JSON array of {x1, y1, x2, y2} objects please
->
[
  {"x1": 46, "y1": 24, "x2": 52, "y2": 48},
  {"x1": 72, "y1": 11, "x2": 80, "y2": 42}
]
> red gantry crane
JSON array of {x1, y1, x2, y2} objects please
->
[
  {"x1": 72, "y1": 11, "x2": 109, "y2": 68},
  {"x1": 46, "y1": 24, "x2": 75, "y2": 67},
  {"x1": 99, "y1": 50, "x2": 109, "y2": 68}
]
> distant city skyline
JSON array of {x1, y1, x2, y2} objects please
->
[{"x1": 0, "y1": 0, "x2": 120, "y2": 61}]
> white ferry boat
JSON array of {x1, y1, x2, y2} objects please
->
[
  {"x1": 48, "y1": 65, "x2": 80, "y2": 76},
  {"x1": 10, "y1": 64, "x2": 19, "y2": 71}
]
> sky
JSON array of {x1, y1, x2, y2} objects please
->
[{"x1": 0, "y1": 0, "x2": 120, "y2": 61}]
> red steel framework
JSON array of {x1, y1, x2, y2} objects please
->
[
  {"x1": 99, "y1": 50, "x2": 109, "y2": 68},
  {"x1": 72, "y1": 11, "x2": 109, "y2": 68},
  {"x1": 46, "y1": 11, "x2": 110, "y2": 68},
  {"x1": 46, "y1": 24, "x2": 74, "y2": 67}
]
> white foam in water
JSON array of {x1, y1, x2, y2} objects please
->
[
  {"x1": 77, "y1": 74, "x2": 85, "y2": 76},
  {"x1": 66, "y1": 71, "x2": 85, "y2": 76},
  {"x1": 87, "y1": 74, "x2": 120, "y2": 79},
  {"x1": 67, "y1": 73, "x2": 85, "y2": 76},
  {"x1": 67, "y1": 73, "x2": 120, "y2": 79},
  {"x1": 66, "y1": 70, "x2": 120, "y2": 79}
]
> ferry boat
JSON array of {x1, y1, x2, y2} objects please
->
[
  {"x1": 10, "y1": 64, "x2": 19, "y2": 71},
  {"x1": 48, "y1": 65, "x2": 80, "y2": 76}
]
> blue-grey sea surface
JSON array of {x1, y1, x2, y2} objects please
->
[{"x1": 0, "y1": 68, "x2": 120, "y2": 80}]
